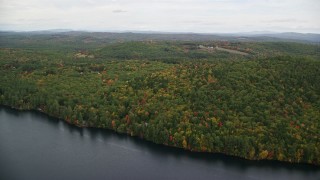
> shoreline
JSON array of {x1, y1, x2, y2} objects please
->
[{"x1": 1, "y1": 104, "x2": 318, "y2": 166}]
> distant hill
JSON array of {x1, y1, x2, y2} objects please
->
[
  {"x1": 239, "y1": 32, "x2": 320, "y2": 43},
  {"x1": 1, "y1": 31, "x2": 319, "y2": 43}
]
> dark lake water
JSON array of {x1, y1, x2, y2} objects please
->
[{"x1": 0, "y1": 106, "x2": 319, "y2": 180}]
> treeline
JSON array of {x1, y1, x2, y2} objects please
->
[{"x1": 0, "y1": 41, "x2": 319, "y2": 165}]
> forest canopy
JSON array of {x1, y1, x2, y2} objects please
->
[{"x1": 0, "y1": 32, "x2": 319, "y2": 165}]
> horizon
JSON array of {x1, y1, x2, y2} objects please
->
[
  {"x1": 1, "y1": 0, "x2": 319, "y2": 34},
  {"x1": 1, "y1": 29, "x2": 320, "y2": 35}
]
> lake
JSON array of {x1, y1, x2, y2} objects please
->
[{"x1": 0, "y1": 106, "x2": 319, "y2": 180}]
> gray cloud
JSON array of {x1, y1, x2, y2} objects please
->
[
  {"x1": 112, "y1": 9, "x2": 127, "y2": 13},
  {"x1": 261, "y1": 19, "x2": 307, "y2": 23}
]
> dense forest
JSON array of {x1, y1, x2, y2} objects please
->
[{"x1": 0, "y1": 32, "x2": 319, "y2": 165}]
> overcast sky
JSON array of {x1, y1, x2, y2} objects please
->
[{"x1": 0, "y1": 0, "x2": 319, "y2": 33}]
